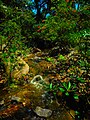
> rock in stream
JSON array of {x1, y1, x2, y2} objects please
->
[{"x1": 34, "y1": 106, "x2": 52, "y2": 118}]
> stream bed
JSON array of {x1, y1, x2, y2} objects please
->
[{"x1": 0, "y1": 49, "x2": 90, "y2": 120}]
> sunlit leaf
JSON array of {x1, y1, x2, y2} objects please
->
[
  {"x1": 59, "y1": 87, "x2": 65, "y2": 92},
  {"x1": 50, "y1": 83, "x2": 53, "y2": 89},
  {"x1": 63, "y1": 82, "x2": 67, "y2": 89},
  {"x1": 67, "y1": 82, "x2": 71, "y2": 90},
  {"x1": 58, "y1": 55, "x2": 66, "y2": 60},
  {"x1": 10, "y1": 83, "x2": 18, "y2": 88},
  {"x1": 46, "y1": 57, "x2": 54, "y2": 62}
]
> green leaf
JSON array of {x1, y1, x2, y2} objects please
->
[
  {"x1": 46, "y1": 57, "x2": 54, "y2": 62},
  {"x1": 78, "y1": 60, "x2": 85, "y2": 67},
  {"x1": 58, "y1": 55, "x2": 66, "y2": 60},
  {"x1": 63, "y1": 82, "x2": 67, "y2": 89},
  {"x1": 74, "y1": 94, "x2": 79, "y2": 100},
  {"x1": 65, "y1": 92, "x2": 69, "y2": 96},
  {"x1": 50, "y1": 83, "x2": 53, "y2": 89},
  {"x1": 77, "y1": 77, "x2": 85, "y2": 83},
  {"x1": 4, "y1": 58, "x2": 9, "y2": 62},
  {"x1": 9, "y1": 48, "x2": 14, "y2": 52},
  {"x1": 67, "y1": 82, "x2": 71, "y2": 90},
  {"x1": 2, "y1": 53, "x2": 8, "y2": 58},
  {"x1": 59, "y1": 87, "x2": 65, "y2": 92}
]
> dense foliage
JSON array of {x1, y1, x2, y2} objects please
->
[
  {"x1": 0, "y1": 0, "x2": 90, "y2": 47},
  {"x1": 0, "y1": 0, "x2": 90, "y2": 81},
  {"x1": 0, "y1": 0, "x2": 90, "y2": 119}
]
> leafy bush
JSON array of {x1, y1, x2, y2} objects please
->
[
  {"x1": 0, "y1": 1, "x2": 35, "y2": 84},
  {"x1": 32, "y1": 1, "x2": 90, "y2": 48}
]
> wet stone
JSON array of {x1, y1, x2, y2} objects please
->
[{"x1": 34, "y1": 106, "x2": 52, "y2": 118}]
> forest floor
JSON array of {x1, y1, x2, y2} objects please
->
[{"x1": 0, "y1": 46, "x2": 90, "y2": 120}]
